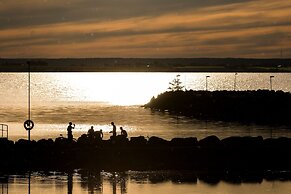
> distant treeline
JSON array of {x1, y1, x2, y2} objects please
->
[
  {"x1": 144, "y1": 90, "x2": 291, "y2": 125},
  {"x1": 0, "y1": 58, "x2": 291, "y2": 72}
]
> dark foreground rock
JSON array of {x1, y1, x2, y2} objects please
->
[
  {"x1": 0, "y1": 135, "x2": 291, "y2": 172},
  {"x1": 144, "y1": 90, "x2": 291, "y2": 125}
]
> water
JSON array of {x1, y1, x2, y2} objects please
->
[
  {"x1": 1, "y1": 171, "x2": 291, "y2": 194},
  {"x1": 1, "y1": 72, "x2": 291, "y2": 193},
  {"x1": 0, "y1": 72, "x2": 291, "y2": 140}
]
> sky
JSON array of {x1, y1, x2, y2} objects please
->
[{"x1": 0, "y1": 0, "x2": 291, "y2": 58}]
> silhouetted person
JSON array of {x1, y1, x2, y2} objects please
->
[
  {"x1": 94, "y1": 129, "x2": 103, "y2": 141},
  {"x1": 88, "y1": 126, "x2": 95, "y2": 140},
  {"x1": 109, "y1": 122, "x2": 116, "y2": 137},
  {"x1": 67, "y1": 122, "x2": 75, "y2": 141},
  {"x1": 120, "y1": 127, "x2": 128, "y2": 138}
]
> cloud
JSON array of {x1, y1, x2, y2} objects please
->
[
  {"x1": 0, "y1": 0, "x2": 255, "y2": 29},
  {"x1": 0, "y1": 0, "x2": 290, "y2": 58}
]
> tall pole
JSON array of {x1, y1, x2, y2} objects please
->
[
  {"x1": 28, "y1": 63, "x2": 31, "y2": 141},
  {"x1": 234, "y1": 73, "x2": 237, "y2": 91},
  {"x1": 184, "y1": 74, "x2": 187, "y2": 91},
  {"x1": 206, "y1": 76, "x2": 210, "y2": 91},
  {"x1": 24, "y1": 63, "x2": 34, "y2": 139},
  {"x1": 270, "y1": 76, "x2": 274, "y2": 90}
]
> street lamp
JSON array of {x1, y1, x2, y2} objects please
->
[
  {"x1": 270, "y1": 76, "x2": 274, "y2": 90},
  {"x1": 206, "y1": 76, "x2": 210, "y2": 91},
  {"x1": 234, "y1": 73, "x2": 238, "y2": 91}
]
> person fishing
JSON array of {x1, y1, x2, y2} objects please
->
[
  {"x1": 67, "y1": 122, "x2": 75, "y2": 141},
  {"x1": 109, "y1": 122, "x2": 117, "y2": 137}
]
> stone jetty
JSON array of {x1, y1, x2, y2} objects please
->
[{"x1": 0, "y1": 135, "x2": 291, "y2": 172}]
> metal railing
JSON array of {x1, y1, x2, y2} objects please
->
[
  {"x1": 1, "y1": 183, "x2": 8, "y2": 194},
  {"x1": 0, "y1": 124, "x2": 8, "y2": 139},
  {"x1": 0, "y1": 176, "x2": 8, "y2": 194}
]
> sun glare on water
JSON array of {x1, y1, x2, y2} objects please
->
[{"x1": 59, "y1": 73, "x2": 174, "y2": 105}]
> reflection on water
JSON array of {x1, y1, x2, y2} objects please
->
[
  {"x1": 4, "y1": 104, "x2": 291, "y2": 141},
  {"x1": 0, "y1": 72, "x2": 291, "y2": 140},
  {"x1": 0, "y1": 73, "x2": 291, "y2": 106},
  {"x1": 1, "y1": 171, "x2": 291, "y2": 194}
]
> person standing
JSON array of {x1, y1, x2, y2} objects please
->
[
  {"x1": 109, "y1": 122, "x2": 116, "y2": 137},
  {"x1": 88, "y1": 126, "x2": 94, "y2": 138},
  {"x1": 67, "y1": 122, "x2": 75, "y2": 141}
]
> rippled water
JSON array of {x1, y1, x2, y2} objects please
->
[
  {"x1": 1, "y1": 73, "x2": 291, "y2": 193},
  {"x1": 1, "y1": 171, "x2": 291, "y2": 194},
  {"x1": 0, "y1": 72, "x2": 291, "y2": 140}
]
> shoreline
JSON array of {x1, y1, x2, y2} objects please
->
[{"x1": 1, "y1": 58, "x2": 291, "y2": 72}]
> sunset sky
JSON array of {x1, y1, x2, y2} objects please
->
[{"x1": 0, "y1": 0, "x2": 291, "y2": 58}]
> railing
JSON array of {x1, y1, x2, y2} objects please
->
[
  {"x1": 0, "y1": 124, "x2": 8, "y2": 139},
  {"x1": 0, "y1": 176, "x2": 8, "y2": 194},
  {"x1": 1, "y1": 182, "x2": 8, "y2": 194}
]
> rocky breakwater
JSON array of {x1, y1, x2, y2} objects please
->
[
  {"x1": 0, "y1": 135, "x2": 291, "y2": 172},
  {"x1": 144, "y1": 90, "x2": 291, "y2": 125}
]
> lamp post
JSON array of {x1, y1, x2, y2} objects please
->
[
  {"x1": 28, "y1": 62, "x2": 31, "y2": 141},
  {"x1": 206, "y1": 76, "x2": 210, "y2": 91},
  {"x1": 234, "y1": 73, "x2": 238, "y2": 91},
  {"x1": 24, "y1": 62, "x2": 34, "y2": 141},
  {"x1": 270, "y1": 76, "x2": 274, "y2": 90}
]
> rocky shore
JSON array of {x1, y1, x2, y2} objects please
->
[
  {"x1": 0, "y1": 135, "x2": 291, "y2": 172},
  {"x1": 144, "y1": 90, "x2": 291, "y2": 125}
]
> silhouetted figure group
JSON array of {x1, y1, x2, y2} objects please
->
[
  {"x1": 87, "y1": 126, "x2": 103, "y2": 141},
  {"x1": 109, "y1": 122, "x2": 128, "y2": 140},
  {"x1": 66, "y1": 121, "x2": 127, "y2": 142}
]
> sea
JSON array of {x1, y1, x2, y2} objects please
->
[
  {"x1": 1, "y1": 72, "x2": 291, "y2": 194},
  {"x1": 1, "y1": 171, "x2": 291, "y2": 194},
  {"x1": 0, "y1": 72, "x2": 290, "y2": 141}
]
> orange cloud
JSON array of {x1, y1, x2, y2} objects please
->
[{"x1": 0, "y1": 0, "x2": 291, "y2": 58}]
